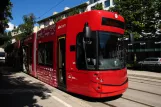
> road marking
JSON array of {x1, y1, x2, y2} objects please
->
[{"x1": 46, "y1": 93, "x2": 72, "y2": 107}]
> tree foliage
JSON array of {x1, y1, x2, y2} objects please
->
[
  {"x1": 16, "y1": 13, "x2": 36, "y2": 36},
  {"x1": 68, "y1": 8, "x2": 80, "y2": 16},
  {"x1": 53, "y1": 16, "x2": 62, "y2": 23},
  {"x1": 0, "y1": 31, "x2": 12, "y2": 46},
  {"x1": 22, "y1": 13, "x2": 36, "y2": 35},
  {"x1": 92, "y1": 3, "x2": 103, "y2": 10},
  {"x1": 11, "y1": 13, "x2": 36, "y2": 39},
  {"x1": 0, "y1": 31, "x2": 11, "y2": 37},
  {"x1": 0, "y1": 0, "x2": 13, "y2": 34},
  {"x1": 109, "y1": 0, "x2": 161, "y2": 38},
  {"x1": 158, "y1": 17, "x2": 161, "y2": 30},
  {"x1": 53, "y1": 8, "x2": 80, "y2": 23}
]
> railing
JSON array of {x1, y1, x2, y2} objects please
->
[{"x1": 128, "y1": 48, "x2": 161, "y2": 52}]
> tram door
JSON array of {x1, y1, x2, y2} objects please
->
[
  {"x1": 22, "y1": 44, "x2": 32, "y2": 74},
  {"x1": 28, "y1": 44, "x2": 33, "y2": 74},
  {"x1": 57, "y1": 36, "x2": 66, "y2": 89},
  {"x1": 22, "y1": 46, "x2": 29, "y2": 72}
]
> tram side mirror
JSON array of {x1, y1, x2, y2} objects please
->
[
  {"x1": 83, "y1": 22, "x2": 92, "y2": 39},
  {"x1": 129, "y1": 33, "x2": 134, "y2": 43}
]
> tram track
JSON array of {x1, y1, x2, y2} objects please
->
[
  {"x1": 128, "y1": 87, "x2": 161, "y2": 96},
  {"x1": 129, "y1": 77, "x2": 161, "y2": 84},
  {"x1": 100, "y1": 86, "x2": 161, "y2": 107},
  {"x1": 100, "y1": 94, "x2": 157, "y2": 107},
  {"x1": 128, "y1": 74, "x2": 161, "y2": 80},
  {"x1": 101, "y1": 102, "x2": 117, "y2": 107},
  {"x1": 129, "y1": 79, "x2": 161, "y2": 86},
  {"x1": 120, "y1": 97, "x2": 155, "y2": 107}
]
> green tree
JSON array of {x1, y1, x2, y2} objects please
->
[
  {"x1": 95, "y1": 3, "x2": 103, "y2": 10},
  {"x1": 0, "y1": 31, "x2": 12, "y2": 46},
  {"x1": 109, "y1": 0, "x2": 161, "y2": 38},
  {"x1": 68, "y1": 8, "x2": 80, "y2": 16},
  {"x1": 159, "y1": 24, "x2": 161, "y2": 29},
  {"x1": 92, "y1": 3, "x2": 103, "y2": 10},
  {"x1": 3, "y1": 31, "x2": 12, "y2": 47},
  {"x1": 53, "y1": 16, "x2": 62, "y2": 23},
  {"x1": 0, "y1": 0, "x2": 13, "y2": 34},
  {"x1": 18, "y1": 13, "x2": 36, "y2": 36},
  {"x1": 53, "y1": 8, "x2": 80, "y2": 23}
]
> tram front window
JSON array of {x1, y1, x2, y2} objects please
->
[
  {"x1": 76, "y1": 32, "x2": 97, "y2": 70},
  {"x1": 84, "y1": 32, "x2": 97, "y2": 70},
  {"x1": 98, "y1": 31, "x2": 125, "y2": 70},
  {"x1": 76, "y1": 31, "x2": 125, "y2": 70}
]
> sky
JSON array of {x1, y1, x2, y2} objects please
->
[{"x1": 7, "y1": 0, "x2": 88, "y2": 31}]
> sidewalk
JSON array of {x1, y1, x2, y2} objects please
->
[
  {"x1": 127, "y1": 69, "x2": 161, "y2": 80},
  {"x1": 0, "y1": 67, "x2": 93, "y2": 107},
  {"x1": 0, "y1": 66, "x2": 53, "y2": 107}
]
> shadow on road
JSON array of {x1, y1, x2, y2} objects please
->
[
  {"x1": 68, "y1": 92, "x2": 122, "y2": 102},
  {"x1": 0, "y1": 65, "x2": 52, "y2": 107}
]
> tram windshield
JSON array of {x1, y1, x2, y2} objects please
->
[
  {"x1": 98, "y1": 31, "x2": 126, "y2": 70},
  {"x1": 76, "y1": 31, "x2": 126, "y2": 70}
]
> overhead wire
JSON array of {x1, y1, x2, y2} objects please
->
[{"x1": 37, "y1": 0, "x2": 65, "y2": 20}]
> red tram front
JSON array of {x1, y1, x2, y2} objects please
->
[{"x1": 22, "y1": 10, "x2": 128, "y2": 98}]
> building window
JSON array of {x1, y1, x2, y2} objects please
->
[
  {"x1": 94, "y1": 0, "x2": 99, "y2": 3},
  {"x1": 146, "y1": 41, "x2": 155, "y2": 52},
  {"x1": 38, "y1": 41, "x2": 53, "y2": 67},
  {"x1": 140, "y1": 43, "x2": 146, "y2": 52},
  {"x1": 104, "y1": 0, "x2": 110, "y2": 8},
  {"x1": 155, "y1": 42, "x2": 161, "y2": 51},
  {"x1": 128, "y1": 44, "x2": 133, "y2": 52},
  {"x1": 64, "y1": 14, "x2": 67, "y2": 18},
  {"x1": 112, "y1": 0, "x2": 115, "y2": 5},
  {"x1": 44, "y1": 21, "x2": 49, "y2": 27},
  {"x1": 49, "y1": 19, "x2": 54, "y2": 25},
  {"x1": 91, "y1": 6, "x2": 95, "y2": 10},
  {"x1": 79, "y1": 8, "x2": 85, "y2": 13}
]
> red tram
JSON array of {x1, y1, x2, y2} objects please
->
[{"x1": 16, "y1": 10, "x2": 128, "y2": 98}]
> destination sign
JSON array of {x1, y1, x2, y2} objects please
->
[{"x1": 102, "y1": 17, "x2": 125, "y2": 29}]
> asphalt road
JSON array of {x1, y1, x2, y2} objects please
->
[{"x1": 0, "y1": 65, "x2": 161, "y2": 107}]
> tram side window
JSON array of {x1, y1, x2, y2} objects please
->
[
  {"x1": 38, "y1": 42, "x2": 53, "y2": 67},
  {"x1": 45, "y1": 42, "x2": 53, "y2": 66},
  {"x1": 38, "y1": 43, "x2": 45, "y2": 65}
]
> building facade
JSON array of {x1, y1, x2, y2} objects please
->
[
  {"x1": 37, "y1": 0, "x2": 114, "y2": 29},
  {"x1": 87, "y1": 0, "x2": 114, "y2": 11},
  {"x1": 38, "y1": 2, "x2": 89, "y2": 29},
  {"x1": 10, "y1": 26, "x2": 39, "y2": 44},
  {"x1": 127, "y1": 34, "x2": 161, "y2": 63}
]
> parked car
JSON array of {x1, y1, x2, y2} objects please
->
[
  {"x1": 0, "y1": 52, "x2": 5, "y2": 64},
  {"x1": 137, "y1": 57, "x2": 161, "y2": 71}
]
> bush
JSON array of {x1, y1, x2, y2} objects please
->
[{"x1": 126, "y1": 63, "x2": 134, "y2": 69}]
